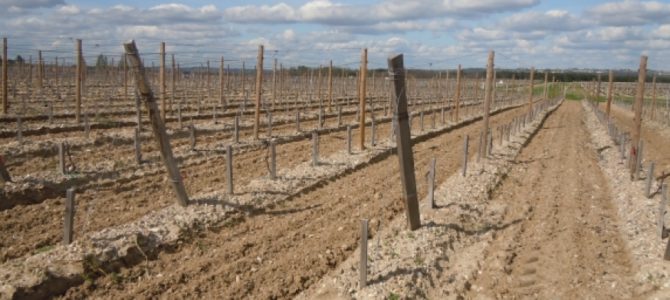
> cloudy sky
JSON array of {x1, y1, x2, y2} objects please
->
[{"x1": 0, "y1": 0, "x2": 668, "y2": 71}]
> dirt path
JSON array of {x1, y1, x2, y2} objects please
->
[
  {"x1": 58, "y1": 102, "x2": 530, "y2": 299},
  {"x1": 467, "y1": 101, "x2": 634, "y2": 299}
]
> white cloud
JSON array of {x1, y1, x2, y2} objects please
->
[
  {"x1": 500, "y1": 10, "x2": 588, "y2": 32},
  {"x1": 0, "y1": 0, "x2": 63, "y2": 9},
  {"x1": 223, "y1": 0, "x2": 539, "y2": 25},
  {"x1": 588, "y1": 1, "x2": 670, "y2": 26}
]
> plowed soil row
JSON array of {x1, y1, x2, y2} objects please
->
[{"x1": 58, "y1": 102, "x2": 532, "y2": 299}]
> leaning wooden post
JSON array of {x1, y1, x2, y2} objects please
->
[
  {"x1": 170, "y1": 54, "x2": 176, "y2": 114},
  {"x1": 481, "y1": 50, "x2": 495, "y2": 158},
  {"x1": 254, "y1": 45, "x2": 264, "y2": 139},
  {"x1": 226, "y1": 145, "x2": 234, "y2": 195},
  {"x1": 388, "y1": 53, "x2": 421, "y2": 230},
  {"x1": 359, "y1": 48, "x2": 368, "y2": 150},
  {"x1": 2, "y1": 37, "x2": 7, "y2": 114},
  {"x1": 527, "y1": 67, "x2": 534, "y2": 114},
  {"x1": 630, "y1": 55, "x2": 647, "y2": 179},
  {"x1": 75, "y1": 39, "x2": 82, "y2": 123},
  {"x1": 159, "y1": 42, "x2": 166, "y2": 121},
  {"x1": 606, "y1": 70, "x2": 613, "y2": 118},
  {"x1": 454, "y1": 64, "x2": 462, "y2": 122},
  {"x1": 124, "y1": 40, "x2": 189, "y2": 206},
  {"x1": 220, "y1": 56, "x2": 225, "y2": 108}
]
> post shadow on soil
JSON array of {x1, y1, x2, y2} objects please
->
[
  {"x1": 423, "y1": 218, "x2": 522, "y2": 236},
  {"x1": 190, "y1": 196, "x2": 322, "y2": 217}
]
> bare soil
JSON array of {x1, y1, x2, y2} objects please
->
[
  {"x1": 57, "y1": 101, "x2": 529, "y2": 299},
  {"x1": 467, "y1": 101, "x2": 635, "y2": 298}
]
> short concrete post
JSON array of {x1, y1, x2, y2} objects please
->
[
  {"x1": 312, "y1": 131, "x2": 319, "y2": 166},
  {"x1": 16, "y1": 117, "x2": 22, "y2": 145},
  {"x1": 462, "y1": 135, "x2": 469, "y2": 177},
  {"x1": 337, "y1": 105, "x2": 342, "y2": 127},
  {"x1": 63, "y1": 188, "x2": 75, "y2": 245},
  {"x1": 428, "y1": 157, "x2": 436, "y2": 209},
  {"x1": 270, "y1": 141, "x2": 277, "y2": 180},
  {"x1": 134, "y1": 128, "x2": 142, "y2": 165},
  {"x1": 347, "y1": 125, "x2": 352, "y2": 154},
  {"x1": 296, "y1": 111, "x2": 301, "y2": 132},
  {"x1": 371, "y1": 117, "x2": 376, "y2": 146},
  {"x1": 58, "y1": 142, "x2": 66, "y2": 175},
  {"x1": 234, "y1": 116, "x2": 240, "y2": 144},
  {"x1": 646, "y1": 161, "x2": 655, "y2": 198},
  {"x1": 190, "y1": 125, "x2": 196, "y2": 151},
  {"x1": 267, "y1": 112, "x2": 273, "y2": 137},
  {"x1": 359, "y1": 219, "x2": 368, "y2": 288}
]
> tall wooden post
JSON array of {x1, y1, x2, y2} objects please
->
[
  {"x1": 123, "y1": 54, "x2": 128, "y2": 104},
  {"x1": 328, "y1": 60, "x2": 333, "y2": 111},
  {"x1": 543, "y1": 71, "x2": 548, "y2": 100},
  {"x1": 167, "y1": 54, "x2": 174, "y2": 114},
  {"x1": 254, "y1": 45, "x2": 264, "y2": 139},
  {"x1": 481, "y1": 51, "x2": 495, "y2": 158},
  {"x1": 2, "y1": 37, "x2": 7, "y2": 114},
  {"x1": 527, "y1": 67, "x2": 534, "y2": 114},
  {"x1": 596, "y1": 73, "x2": 601, "y2": 102},
  {"x1": 224, "y1": 56, "x2": 226, "y2": 109},
  {"x1": 37, "y1": 50, "x2": 43, "y2": 89},
  {"x1": 124, "y1": 40, "x2": 189, "y2": 206},
  {"x1": 159, "y1": 42, "x2": 166, "y2": 120},
  {"x1": 630, "y1": 55, "x2": 647, "y2": 179},
  {"x1": 75, "y1": 39, "x2": 82, "y2": 123},
  {"x1": 606, "y1": 70, "x2": 613, "y2": 118},
  {"x1": 272, "y1": 58, "x2": 277, "y2": 109},
  {"x1": 359, "y1": 48, "x2": 368, "y2": 150},
  {"x1": 454, "y1": 64, "x2": 461, "y2": 121},
  {"x1": 388, "y1": 53, "x2": 421, "y2": 231},
  {"x1": 651, "y1": 74, "x2": 657, "y2": 120}
]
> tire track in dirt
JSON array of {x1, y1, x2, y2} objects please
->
[
  {"x1": 58, "y1": 103, "x2": 531, "y2": 299},
  {"x1": 467, "y1": 101, "x2": 634, "y2": 299}
]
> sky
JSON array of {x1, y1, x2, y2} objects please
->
[{"x1": 0, "y1": 0, "x2": 668, "y2": 71}]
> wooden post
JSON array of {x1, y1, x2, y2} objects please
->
[
  {"x1": 359, "y1": 48, "x2": 367, "y2": 150},
  {"x1": 651, "y1": 74, "x2": 657, "y2": 120},
  {"x1": 2, "y1": 37, "x2": 7, "y2": 114},
  {"x1": 272, "y1": 58, "x2": 276, "y2": 109},
  {"x1": 63, "y1": 188, "x2": 75, "y2": 245},
  {"x1": 481, "y1": 50, "x2": 495, "y2": 158},
  {"x1": 359, "y1": 219, "x2": 368, "y2": 288},
  {"x1": 528, "y1": 67, "x2": 534, "y2": 114},
  {"x1": 606, "y1": 70, "x2": 613, "y2": 118},
  {"x1": 124, "y1": 40, "x2": 189, "y2": 206},
  {"x1": 226, "y1": 145, "x2": 233, "y2": 195},
  {"x1": 124, "y1": 53, "x2": 128, "y2": 106},
  {"x1": 543, "y1": 71, "x2": 548, "y2": 100},
  {"x1": 234, "y1": 115, "x2": 239, "y2": 143},
  {"x1": 328, "y1": 60, "x2": 333, "y2": 111},
  {"x1": 388, "y1": 54, "x2": 421, "y2": 230},
  {"x1": 160, "y1": 42, "x2": 166, "y2": 120},
  {"x1": 454, "y1": 64, "x2": 461, "y2": 122},
  {"x1": 75, "y1": 39, "x2": 82, "y2": 123},
  {"x1": 254, "y1": 45, "x2": 264, "y2": 140},
  {"x1": 224, "y1": 56, "x2": 227, "y2": 110},
  {"x1": 630, "y1": 55, "x2": 647, "y2": 179}
]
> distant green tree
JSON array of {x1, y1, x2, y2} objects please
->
[
  {"x1": 95, "y1": 54, "x2": 108, "y2": 68},
  {"x1": 15, "y1": 55, "x2": 24, "y2": 64}
]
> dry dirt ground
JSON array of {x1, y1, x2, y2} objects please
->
[
  {"x1": 467, "y1": 101, "x2": 635, "y2": 298},
  {"x1": 57, "y1": 103, "x2": 529, "y2": 299}
]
